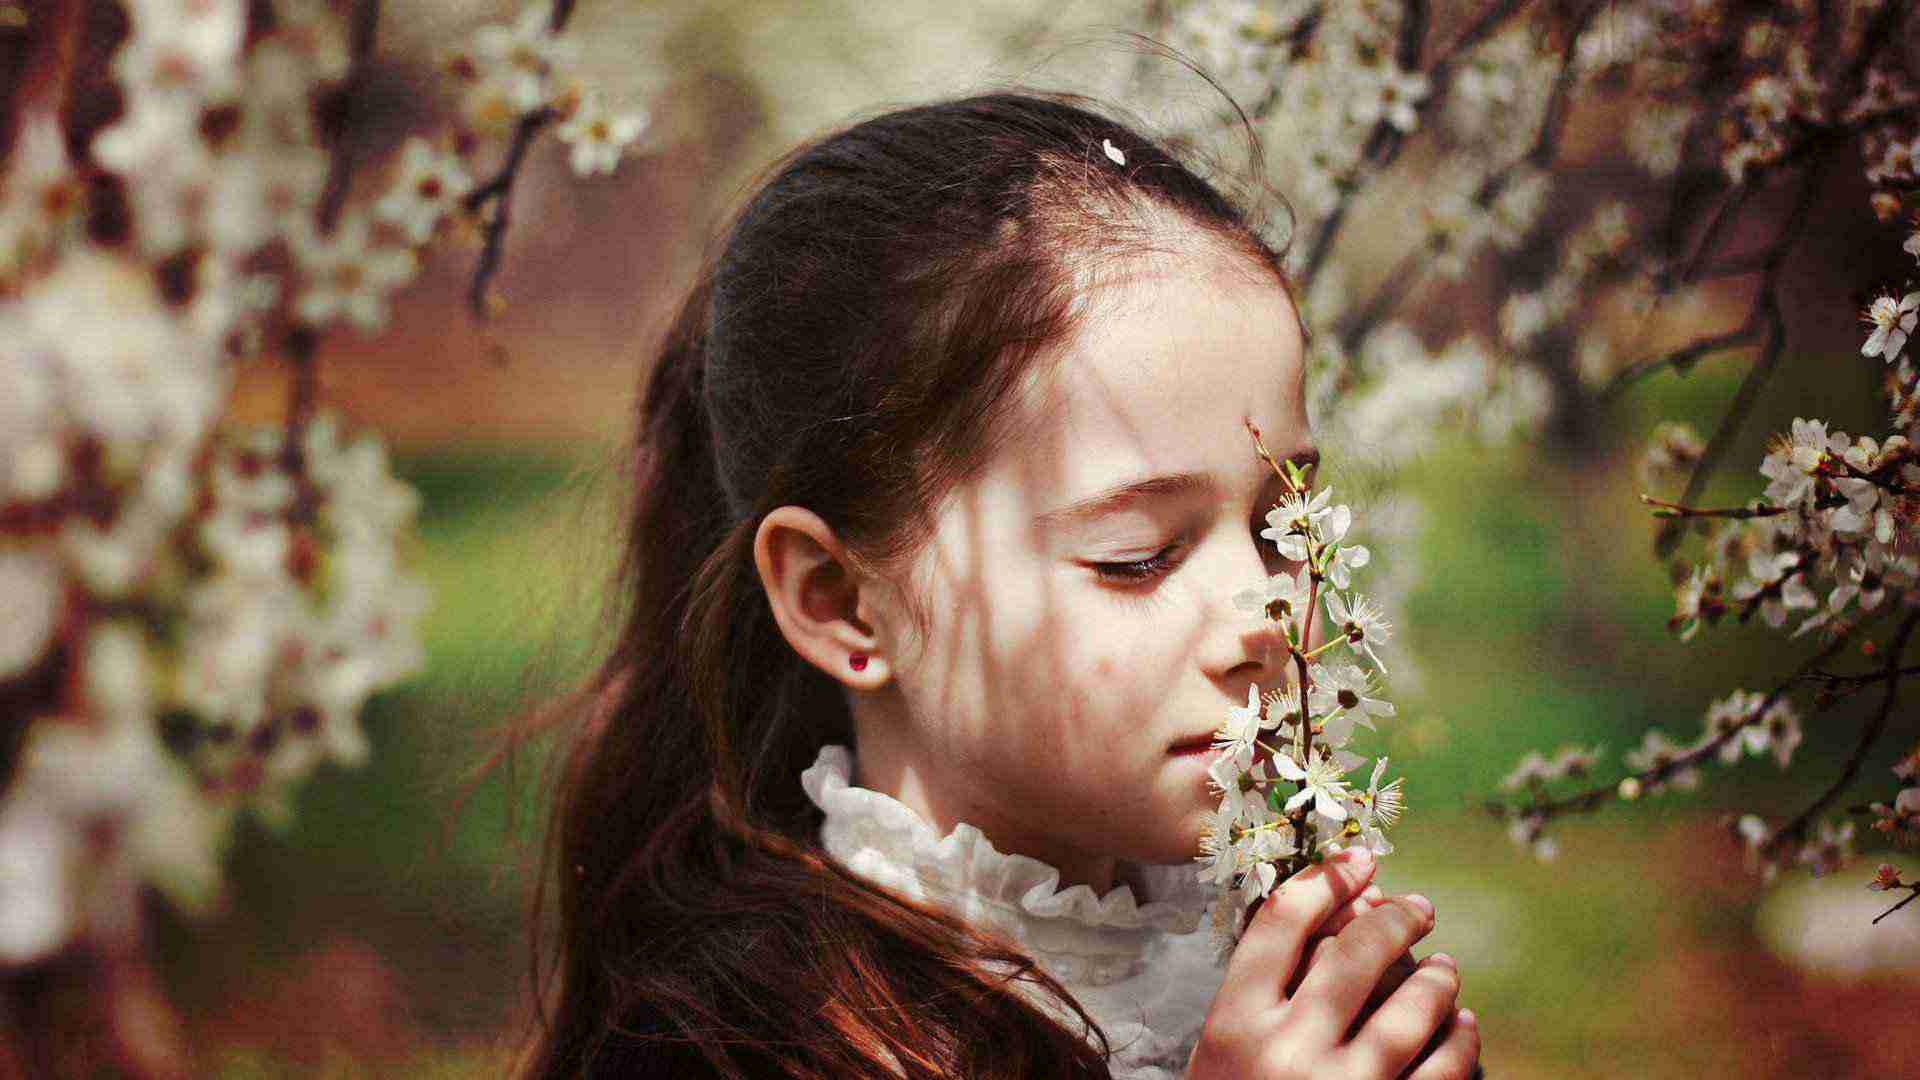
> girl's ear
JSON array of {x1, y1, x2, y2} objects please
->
[{"x1": 752, "y1": 505, "x2": 892, "y2": 689}]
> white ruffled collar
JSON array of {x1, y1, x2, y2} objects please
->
[{"x1": 800, "y1": 742, "x2": 1215, "y2": 987}]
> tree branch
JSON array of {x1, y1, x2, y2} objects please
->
[{"x1": 1649, "y1": 152, "x2": 1829, "y2": 557}]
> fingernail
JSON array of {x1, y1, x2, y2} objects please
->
[
  {"x1": 1361, "y1": 884, "x2": 1386, "y2": 905},
  {"x1": 1338, "y1": 846, "x2": 1374, "y2": 868},
  {"x1": 1429, "y1": 952, "x2": 1455, "y2": 968},
  {"x1": 1405, "y1": 893, "x2": 1434, "y2": 918},
  {"x1": 1458, "y1": 1008, "x2": 1477, "y2": 1026}
]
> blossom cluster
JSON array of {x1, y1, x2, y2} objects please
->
[
  {"x1": 1148, "y1": 0, "x2": 1920, "y2": 925},
  {"x1": 1170, "y1": 0, "x2": 1431, "y2": 228},
  {"x1": 0, "y1": 0, "x2": 647, "y2": 966},
  {"x1": 1494, "y1": 206, "x2": 1920, "y2": 906},
  {"x1": 1157, "y1": 0, "x2": 1918, "y2": 457},
  {"x1": 1197, "y1": 428, "x2": 1407, "y2": 960}
]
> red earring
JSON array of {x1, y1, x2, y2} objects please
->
[{"x1": 849, "y1": 653, "x2": 869, "y2": 671}]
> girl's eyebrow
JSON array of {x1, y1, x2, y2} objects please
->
[{"x1": 1033, "y1": 445, "x2": 1318, "y2": 532}]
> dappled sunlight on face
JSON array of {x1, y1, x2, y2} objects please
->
[{"x1": 853, "y1": 244, "x2": 1312, "y2": 895}]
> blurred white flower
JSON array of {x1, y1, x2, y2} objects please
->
[
  {"x1": 556, "y1": 94, "x2": 649, "y2": 177},
  {"x1": 0, "y1": 547, "x2": 61, "y2": 680},
  {"x1": 472, "y1": 0, "x2": 576, "y2": 113},
  {"x1": 290, "y1": 215, "x2": 421, "y2": 331},
  {"x1": 111, "y1": 0, "x2": 246, "y2": 108},
  {"x1": 1622, "y1": 728, "x2": 1701, "y2": 794},
  {"x1": 375, "y1": 137, "x2": 475, "y2": 243}
]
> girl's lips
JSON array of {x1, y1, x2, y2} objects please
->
[{"x1": 1169, "y1": 737, "x2": 1215, "y2": 756}]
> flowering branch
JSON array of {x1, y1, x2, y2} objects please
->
[
  {"x1": 0, "y1": 6, "x2": 659, "y2": 1068},
  {"x1": 1201, "y1": 420, "x2": 1401, "y2": 958},
  {"x1": 1637, "y1": 495, "x2": 1788, "y2": 521},
  {"x1": 1872, "y1": 870, "x2": 1920, "y2": 925},
  {"x1": 461, "y1": 0, "x2": 579, "y2": 316},
  {"x1": 1648, "y1": 156, "x2": 1834, "y2": 559},
  {"x1": 1332, "y1": 0, "x2": 1596, "y2": 355},
  {"x1": 1488, "y1": 613, "x2": 1870, "y2": 824},
  {"x1": 1769, "y1": 611, "x2": 1919, "y2": 848}
]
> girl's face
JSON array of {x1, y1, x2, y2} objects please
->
[{"x1": 851, "y1": 242, "x2": 1313, "y2": 894}]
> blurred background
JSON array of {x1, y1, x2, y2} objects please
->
[{"x1": 92, "y1": 0, "x2": 1920, "y2": 1075}]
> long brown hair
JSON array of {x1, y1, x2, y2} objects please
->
[{"x1": 517, "y1": 84, "x2": 1296, "y2": 1078}]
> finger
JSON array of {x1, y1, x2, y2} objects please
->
[
  {"x1": 1315, "y1": 883, "x2": 1388, "y2": 940},
  {"x1": 1286, "y1": 889, "x2": 1390, "y2": 1001},
  {"x1": 1351, "y1": 953, "x2": 1461, "y2": 1076},
  {"x1": 1216, "y1": 848, "x2": 1378, "y2": 1014},
  {"x1": 1345, "y1": 951, "x2": 1421, "y2": 1038},
  {"x1": 1286, "y1": 893, "x2": 1435, "y2": 1041},
  {"x1": 1283, "y1": 936, "x2": 1323, "y2": 1000},
  {"x1": 1404, "y1": 1007, "x2": 1480, "y2": 1080}
]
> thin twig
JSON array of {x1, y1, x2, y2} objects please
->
[
  {"x1": 463, "y1": 0, "x2": 579, "y2": 317},
  {"x1": 1520, "y1": 0, "x2": 1605, "y2": 170},
  {"x1": 1638, "y1": 494, "x2": 1786, "y2": 520},
  {"x1": 1489, "y1": 612, "x2": 1877, "y2": 822},
  {"x1": 1656, "y1": 182, "x2": 1759, "y2": 295},
  {"x1": 1601, "y1": 323, "x2": 1763, "y2": 400},
  {"x1": 1773, "y1": 610, "x2": 1920, "y2": 845},
  {"x1": 1801, "y1": 663, "x2": 1920, "y2": 688},
  {"x1": 1425, "y1": 0, "x2": 1532, "y2": 82},
  {"x1": 1655, "y1": 152, "x2": 1829, "y2": 557},
  {"x1": 1874, "y1": 884, "x2": 1920, "y2": 925}
]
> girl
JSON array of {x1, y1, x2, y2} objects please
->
[{"x1": 520, "y1": 87, "x2": 1479, "y2": 1079}]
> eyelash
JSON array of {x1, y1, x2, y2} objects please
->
[{"x1": 1092, "y1": 516, "x2": 1283, "y2": 585}]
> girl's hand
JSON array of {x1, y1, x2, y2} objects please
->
[{"x1": 1184, "y1": 849, "x2": 1481, "y2": 1080}]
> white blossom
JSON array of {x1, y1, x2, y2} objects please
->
[
  {"x1": 470, "y1": 1, "x2": 576, "y2": 114},
  {"x1": 375, "y1": 138, "x2": 475, "y2": 244},
  {"x1": 1274, "y1": 751, "x2": 1354, "y2": 822},
  {"x1": 1861, "y1": 292, "x2": 1919, "y2": 362},
  {"x1": 1234, "y1": 565, "x2": 1311, "y2": 621},
  {"x1": 289, "y1": 215, "x2": 421, "y2": 331},
  {"x1": 556, "y1": 94, "x2": 649, "y2": 177},
  {"x1": 1324, "y1": 589, "x2": 1393, "y2": 673},
  {"x1": 1621, "y1": 728, "x2": 1701, "y2": 794},
  {"x1": 0, "y1": 547, "x2": 61, "y2": 680}
]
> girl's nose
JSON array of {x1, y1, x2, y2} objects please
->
[{"x1": 1193, "y1": 526, "x2": 1286, "y2": 681}]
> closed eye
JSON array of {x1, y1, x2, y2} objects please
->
[
  {"x1": 1091, "y1": 507, "x2": 1291, "y2": 586},
  {"x1": 1091, "y1": 543, "x2": 1183, "y2": 583}
]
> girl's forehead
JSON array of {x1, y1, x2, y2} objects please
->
[{"x1": 999, "y1": 257, "x2": 1308, "y2": 493}]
